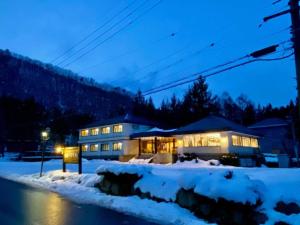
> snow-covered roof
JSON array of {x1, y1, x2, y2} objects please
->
[
  {"x1": 85, "y1": 113, "x2": 160, "y2": 128},
  {"x1": 174, "y1": 115, "x2": 259, "y2": 136},
  {"x1": 249, "y1": 118, "x2": 289, "y2": 129}
]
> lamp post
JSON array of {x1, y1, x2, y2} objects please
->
[{"x1": 40, "y1": 127, "x2": 50, "y2": 177}]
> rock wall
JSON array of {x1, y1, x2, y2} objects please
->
[{"x1": 97, "y1": 171, "x2": 268, "y2": 225}]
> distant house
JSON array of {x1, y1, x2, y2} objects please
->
[
  {"x1": 79, "y1": 114, "x2": 261, "y2": 166},
  {"x1": 248, "y1": 118, "x2": 294, "y2": 156}
]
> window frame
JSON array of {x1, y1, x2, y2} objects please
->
[
  {"x1": 100, "y1": 143, "x2": 110, "y2": 151},
  {"x1": 90, "y1": 128, "x2": 99, "y2": 136},
  {"x1": 101, "y1": 126, "x2": 111, "y2": 134},
  {"x1": 90, "y1": 144, "x2": 99, "y2": 152},
  {"x1": 112, "y1": 142, "x2": 123, "y2": 151},
  {"x1": 232, "y1": 134, "x2": 259, "y2": 148},
  {"x1": 113, "y1": 124, "x2": 123, "y2": 133},
  {"x1": 80, "y1": 129, "x2": 89, "y2": 137},
  {"x1": 82, "y1": 144, "x2": 89, "y2": 151}
]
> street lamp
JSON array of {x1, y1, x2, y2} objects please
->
[{"x1": 40, "y1": 127, "x2": 50, "y2": 177}]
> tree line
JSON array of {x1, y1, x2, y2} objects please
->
[
  {"x1": 132, "y1": 76, "x2": 298, "y2": 129},
  {"x1": 0, "y1": 96, "x2": 93, "y2": 151},
  {"x1": 0, "y1": 75, "x2": 297, "y2": 152}
]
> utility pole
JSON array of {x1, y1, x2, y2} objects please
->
[
  {"x1": 263, "y1": 0, "x2": 300, "y2": 164},
  {"x1": 264, "y1": 0, "x2": 300, "y2": 119},
  {"x1": 290, "y1": 0, "x2": 300, "y2": 118}
]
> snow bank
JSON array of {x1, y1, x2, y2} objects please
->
[
  {"x1": 96, "y1": 163, "x2": 152, "y2": 176},
  {"x1": 101, "y1": 162, "x2": 264, "y2": 204}
]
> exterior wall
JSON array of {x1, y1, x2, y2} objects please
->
[
  {"x1": 152, "y1": 153, "x2": 176, "y2": 164},
  {"x1": 123, "y1": 139, "x2": 139, "y2": 155},
  {"x1": 78, "y1": 123, "x2": 151, "y2": 158}
]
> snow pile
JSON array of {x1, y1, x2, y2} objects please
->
[
  {"x1": 101, "y1": 162, "x2": 264, "y2": 204},
  {"x1": 96, "y1": 163, "x2": 152, "y2": 176},
  {"x1": 136, "y1": 172, "x2": 181, "y2": 201},
  {"x1": 189, "y1": 170, "x2": 264, "y2": 204},
  {"x1": 174, "y1": 158, "x2": 221, "y2": 167},
  {"x1": 128, "y1": 157, "x2": 153, "y2": 164}
]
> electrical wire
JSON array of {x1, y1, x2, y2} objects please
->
[
  {"x1": 142, "y1": 49, "x2": 294, "y2": 96},
  {"x1": 61, "y1": 0, "x2": 163, "y2": 68},
  {"x1": 78, "y1": 32, "x2": 177, "y2": 73},
  {"x1": 50, "y1": 0, "x2": 136, "y2": 64},
  {"x1": 57, "y1": 0, "x2": 150, "y2": 67}
]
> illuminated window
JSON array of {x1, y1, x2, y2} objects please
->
[
  {"x1": 113, "y1": 142, "x2": 122, "y2": 151},
  {"x1": 113, "y1": 124, "x2": 123, "y2": 133},
  {"x1": 183, "y1": 133, "x2": 221, "y2": 147},
  {"x1": 80, "y1": 129, "x2": 89, "y2": 137},
  {"x1": 251, "y1": 138, "x2": 259, "y2": 148},
  {"x1": 101, "y1": 143, "x2": 110, "y2": 151},
  {"x1": 82, "y1": 144, "x2": 88, "y2": 151},
  {"x1": 90, "y1": 144, "x2": 99, "y2": 151},
  {"x1": 90, "y1": 128, "x2": 99, "y2": 136},
  {"x1": 101, "y1": 126, "x2": 110, "y2": 134},
  {"x1": 232, "y1": 135, "x2": 259, "y2": 148}
]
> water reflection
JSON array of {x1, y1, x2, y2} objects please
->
[{"x1": 22, "y1": 187, "x2": 68, "y2": 225}]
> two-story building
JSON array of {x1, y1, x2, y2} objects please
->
[
  {"x1": 79, "y1": 114, "x2": 261, "y2": 166},
  {"x1": 78, "y1": 114, "x2": 158, "y2": 160}
]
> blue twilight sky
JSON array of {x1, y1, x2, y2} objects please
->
[{"x1": 0, "y1": 0, "x2": 296, "y2": 107}]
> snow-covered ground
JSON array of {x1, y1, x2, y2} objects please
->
[{"x1": 0, "y1": 155, "x2": 300, "y2": 225}]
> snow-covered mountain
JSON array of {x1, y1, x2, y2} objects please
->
[{"x1": 0, "y1": 49, "x2": 133, "y2": 119}]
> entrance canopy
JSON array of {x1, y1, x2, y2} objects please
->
[{"x1": 130, "y1": 129, "x2": 176, "y2": 154}]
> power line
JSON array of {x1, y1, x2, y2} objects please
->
[
  {"x1": 141, "y1": 40, "x2": 290, "y2": 94},
  {"x1": 142, "y1": 54, "x2": 250, "y2": 95},
  {"x1": 57, "y1": 0, "x2": 150, "y2": 67},
  {"x1": 50, "y1": 0, "x2": 136, "y2": 64},
  {"x1": 142, "y1": 45, "x2": 293, "y2": 96},
  {"x1": 78, "y1": 32, "x2": 177, "y2": 73},
  {"x1": 124, "y1": 42, "x2": 216, "y2": 88},
  {"x1": 61, "y1": 0, "x2": 163, "y2": 68},
  {"x1": 110, "y1": 44, "x2": 190, "y2": 84},
  {"x1": 143, "y1": 51, "x2": 294, "y2": 96}
]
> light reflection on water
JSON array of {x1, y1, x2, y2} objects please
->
[{"x1": 22, "y1": 188, "x2": 68, "y2": 225}]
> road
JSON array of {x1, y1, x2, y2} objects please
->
[{"x1": 0, "y1": 177, "x2": 158, "y2": 225}]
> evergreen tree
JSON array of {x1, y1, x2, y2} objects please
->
[
  {"x1": 132, "y1": 89, "x2": 146, "y2": 116},
  {"x1": 182, "y1": 76, "x2": 214, "y2": 123}
]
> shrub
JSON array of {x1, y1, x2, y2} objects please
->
[{"x1": 220, "y1": 154, "x2": 240, "y2": 166}]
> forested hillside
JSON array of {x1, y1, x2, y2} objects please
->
[{"x1": 0, "y1": 49, "x2": 132, "y2": 119}]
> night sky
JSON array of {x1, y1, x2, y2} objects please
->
[{"x1": 0, "y1": 0, "x2": 295, "y2": 106}]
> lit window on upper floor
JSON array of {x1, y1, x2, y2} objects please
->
[
  {"x1": 113, "y1": 124, "x2": 123, "y2": 133},
  {"x1": 90, "y1": 128, "x2": 99, "y2": 136},
  {"x1": 101, "y1": 126, "x2": 110, "y2": 134},
  {"x1": 80, "y1": 129, "x2": 89, "y2": 137}
]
